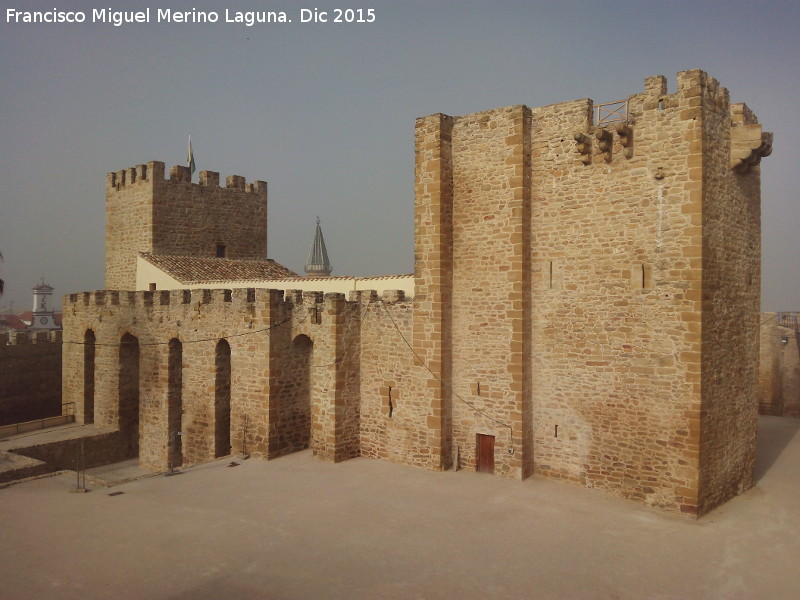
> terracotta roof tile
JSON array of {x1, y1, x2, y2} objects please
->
[
  {"x1": 0, "y1": 314, "x2": 29, "y2": 330},
  {"x1": 141, "y1": 253, "x2": 299, "y2": 284}
]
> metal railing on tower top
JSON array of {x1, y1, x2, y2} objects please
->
[{"x1": 596, "y1": 99, "x2": 629, "y2": 126}]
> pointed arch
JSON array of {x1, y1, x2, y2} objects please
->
[
  {"x1": 168, "y1": 338, "x2": 183, "y2": 467},
  {"x1": 214, "y1": 339, "x2": 231, "y2": 458},
  {"x1": 119, "y1": 332, "x2": 140, "y2": 458},
  {"x1": 83, "y1": 329, "x2": 95, "y2": 424}
]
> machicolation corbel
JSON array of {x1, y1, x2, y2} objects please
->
[
  {"x1": 573, "y1": 132, "x2": 592, "y2": 165},
  {"x1": 594, "y1": 128, "x2": 613, "y2": 162},
  {"x1": 730, "y1": 124, "x2": 773, "y2": 174},
  {"x1": 616, "y1": 124, "x2": 634, "y2": 159}
]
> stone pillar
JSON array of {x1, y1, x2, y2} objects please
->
[
  {"x1": 412, "y1": 113, "x2": 454, "y2": 470},
  {"x1": 676, "y1": 69, "x2": 704, "y2": 515},
  {"x1": 259, "y1": 288, "x2": 286, "y2": 459},
  {"x1": 311, "y1": 293, "x2": 347, "y2": 461},
  {"x1": 138, "y1": 341, "x2": 167, "y2": 471},
  {"x1": 507, "y1": 106, "x2": 533, "y2": 479}
]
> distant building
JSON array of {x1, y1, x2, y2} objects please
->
[
  {"x1": 0, "y1": 281, "x2": 62, "y2": 426},
  {"x1": 0, "y1": 312, "x2": 28, "y2": 332},
  {"x1": 0, "y1": 281, "x2": 61, "y2": 334},
  {"x1": 305, "y1": 218, "x2": 332, "y2": 277},
  {"x1": 30, "y1": 280, "x2": 59, "y2": 330}
]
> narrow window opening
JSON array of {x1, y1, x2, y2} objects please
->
[
  {"x1": 554, "y1": 424, "x2": 559, "y2": 438},
  {"x1": 548, "y1": 261, "x2": 554, "y2": 290},
  {"x1": 309, "y1": 304, "x2": 322, "y2": 325},
  {"x1": 149, "y1": 282, "x2": 157, "y2": 292},
  {"x1": 658, "y1": 98, "x2": 665, "y2": 111},
  {"x1": 477, "y1": 381, "x2": 481, "y2": 396},
  {"x1": 388, "y1": 386, "x2": 393, "y2": 418},
  {"x1": 216, "y1": 243, "x2": 226, "y2": 258},
  {"x1": 632, "y1": 263, "x2": 651, "y2": 290}
]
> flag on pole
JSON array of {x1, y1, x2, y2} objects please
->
[{"x1": 187, "y1": 134, "x2": 196, "y2": 177}]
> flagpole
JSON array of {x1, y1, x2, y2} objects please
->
[{"x1": 187, "y1": 133, "x2": 196, "y2": 181}]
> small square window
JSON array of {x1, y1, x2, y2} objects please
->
[{"x1": 216, "y1": 243, "x2": 226, "y2": 258}]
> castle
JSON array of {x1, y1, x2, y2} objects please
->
[{"x1": 62, "y1": 69, "x2": 772, "y2": 515}]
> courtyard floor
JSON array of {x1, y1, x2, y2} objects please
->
[{"x1": 1, "y1": 416, "x2": 799, "y2": 600}]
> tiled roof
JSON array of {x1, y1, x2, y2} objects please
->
[
  {"x1": 0, "y1": 311, "x2": 62, "y2": 330},
  {"x1": 295, "y1": 274, "x2": 413, "y2": 282},
  {"x1": 0, "y1": 314, "x2": 29, "y2": 330},
  {"x1": 141, "y1": 253, "x2": 299, "y2": 284}
]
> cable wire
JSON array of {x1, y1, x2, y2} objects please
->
[{"x1": 378, "y1": 299, "x2": 514, "y2": 436}]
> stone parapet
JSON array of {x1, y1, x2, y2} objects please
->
[{"x1": 107, "y1": 161, "x2": 266, "y2": 197}]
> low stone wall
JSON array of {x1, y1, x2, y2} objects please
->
[
  {"x1": 10, "y1": 430, "x2": 130, "y2": 472},
  {"x1": 0, "y1": 452, "x2": 55, "y2": 485},
  {"x1": 0, "y1": 427, "x2": 132, "y2": 484},
  {"x1": 759, "y1": 313, "x2": 800, "y2": 417},
  {"x1": 0, "y1": 331, "x2": 62, "y2": 426}
]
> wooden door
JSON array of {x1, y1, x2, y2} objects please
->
[{"x1": 477, "y1": 434, "x2": 495, "y2": 474}]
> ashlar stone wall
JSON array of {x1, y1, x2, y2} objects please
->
[
  {"x1": 0, "y1": 331, "x2": 62, "y2": 426},
  {"x1": 759, "y1": 313, "x2": 800, "y2": 417},
  {"x1": 409, "y1": 69, "x2": 768, "y2": 515},
  {"x1": 357, "y1": 291, "x2": 420, "y2": 466},
  {"x1": 62, "y1": 288, "x2": 358, "y2": 471},
  {"x1": 60, "y1": 69, "x2": 769, "y2": 517}
]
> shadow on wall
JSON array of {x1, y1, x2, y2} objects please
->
[{"x1": 754, "y1": 415, "x2": 800, "y2": 482}]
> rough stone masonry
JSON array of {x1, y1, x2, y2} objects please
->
[{"x1": 62, "y1": 69, "x2": 772, "y2": 516}]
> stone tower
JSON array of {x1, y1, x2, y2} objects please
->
[
  {"x1": 104, "y1": 161, "x2": 268, "y2": 290},
  {"x1": 412, "y1": 69, "x2": 771, "y2": 515},
  {"x1": 305, "y1": 217, "x2": 332, "y2": 277}
]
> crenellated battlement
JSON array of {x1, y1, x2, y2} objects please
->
[
  {"x1": 731, "y1": 102, "x2": 758, "y2": 126},
  {"x1": 0, "y1": 330, "x2": 62, "y2": 346},
  {"x1": 62, "y1": 286, "x2": 416, "y2": 341},
  {"x1": 561, "y1": 70, "x2": 772, "y2": 170},
  {"x1": 66, "y1": 287, "x2": 413, "y2": 311},
  {"x1": 106, "y1": 160, "x2": 266, "y2": 196},
  {"x1": 67, "y1": 288, "x2": 251, "y2": 309}
]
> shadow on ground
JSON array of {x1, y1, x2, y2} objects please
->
[
  {"x1": 754, "y1": 415, "x2": 800, "y2": 482},
  {"x1": 168, "y1": 580, "x2": 262, "y2": 600}
]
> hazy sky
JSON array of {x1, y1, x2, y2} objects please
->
[{"x1": 1, "y1": 0, "x2": 797, "y2": 311}]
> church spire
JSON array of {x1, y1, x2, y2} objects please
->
[{"x1": 305, "y1": 217, "x2": 332, "y2": 277}]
